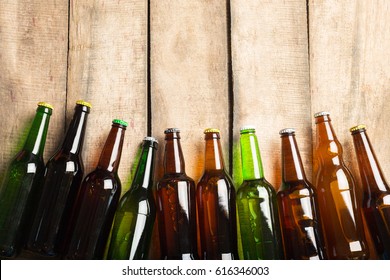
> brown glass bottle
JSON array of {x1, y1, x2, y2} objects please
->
[
  {"x1": 313, "y1": 112, "x2": 368, "y2": 259},
  {"x1": 350, "y1": 125, "x2": 390, "y2": 260},
  {"x1": 156, "y1": 128, "x2": 198, "y2": 260},
  {"x1": 277, "y1": 128, "x2": 326, "y2": 260},
  {"x1": 27, "y1": 100, "x2": 91, "y2": 257},
  {"x1": 197, "y1": 128, "x2": 238, "y2": 260},
  {"x1": 64, "y1": 119, "x2": 127, "y2": 259}
]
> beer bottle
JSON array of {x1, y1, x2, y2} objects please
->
[
  {"x1": 277, "y1": 128, "x2": 326, "y2": 260},
  {"x1": 197, "y1": 128, "x2": 238, "y2": 260},
  {"x1": 237, "y1": 126, "x2": 283, "y2": 260},
  {"x1": 107, "y1": 136, "x2": 158, "y2": 260},
  {"x1": 0, "y1": 102, "x2": 53, "y2": 258},
  {"x1": 26, "y1": 100, "x2": 91, "y2": 257},
  {"x1": 65, "y1": 119, "x2": 127, "y2": 259},
  {"x1": 350, "y1": 125, "x2": 390, "y2": 259},
  {"x1": 313, "y1": 112, "x2": 368, "y2": 259},
  {"x1": 156, "y1": 128, "x2": 198, "y2": 260}
]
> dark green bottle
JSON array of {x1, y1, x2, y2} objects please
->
[
  {"x1": 107, "y1": 137, "x2": 158, "y2": 260},
  {"x1": 26, "y1": 100, "x2": 91, "y2": 257},
  {"x1": 0, "y1": 102, "x2": 53, "y2": 258},
  {"x1": 236, "y1": 126, "x2": 283, "y2": 260}
]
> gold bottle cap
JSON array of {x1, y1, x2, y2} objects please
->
[
  {"x1": 279, "y1": 128, "x2": 295, "y2": 135},
  {"x1": 314, "y1": 111, "x2": 330, "y2": 118},
  {"x1": 37, "y1": 102, "x2": 54, "y2": 110},
  {"x1": 350, "y1": 124, "x2": 366, "y2": 133},
  {"x1": 76, "y1": 100, "x2": 92, "y2": 108},
  {"x1": 143, "y1": 136, "x2": 158, "y2": 144},
  {"x1": 164, "y1": 128, "x2": 180, "y2": 134},
  {"x1": 204, "y1": 128, "x2": 220, "y2": 134}
]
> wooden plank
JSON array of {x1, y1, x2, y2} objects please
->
[
  {"x1": 0, "y1": 1, "x2": 68, "y2": 187},
  {"x1": 67, "y1": 0, "x2": 148, "y2": 194},
  {"x1": 150, "y1": 0, "x2": 230, "y2": 183},
  {"x1": 309, "y1": 0, "x2": 390, "y2": 259},
  {"x1": 231, "y1": 0, "x2": 311, "y2": 190}
]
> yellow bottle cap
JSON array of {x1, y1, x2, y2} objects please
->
[
  {"x1": 76, "y1": 100, "x2": 92, "y2": 108},
  {"x1": 37, "y1": 102, "x2": 54, "y2": 110},
  {"x1": 350, "y1": 124, "x2": 366, "y2": 133},
  {"x1": 204, "y1": 128, "x2": 220, "y2": 134}
]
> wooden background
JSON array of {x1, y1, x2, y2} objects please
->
[{"x1": 1, "y1": 0, "x2": 389, "y2": 260}]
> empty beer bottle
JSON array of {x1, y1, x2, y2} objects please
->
[
  {"x1": 313, "y1": 112, "x2": 367, "y2": 259},
  {"x1": 197, "y1": 128, "x2": 238, "y2": 260},
  {"x1": 237, "y1": 126, "x2": 283, "y2": 260},
  {"x1": 277, "y1": 128, "x2": 326, "y2": 260},
  {"x1": 156, "y1": 128, "x2": 198, "y2": 260},
  {"x1": 350, "y1": 125, "x2": 390, "y2": 260},
  {"x1": 26, "y1": 100, "x2": 91, "y2": 257},
  {"x1": 107, "y1": 137, "x2": 158, "y2": 260},
  {"x1": 0, "y1": 102, "x2": 53, "y2": 258},
  {"x1": 65, "y1": 119, "x2": 127, "y2": 259}
]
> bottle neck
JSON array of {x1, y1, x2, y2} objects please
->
[
  {"x1": 315, "y1": 115, "x2": 343, "y2": 157},
  {"x1": 281, "y1": 134, "x2": 306, "y2": 182},
  {"x1": 24, "y1": 106, "x2": 52, "y2": 156},
  {"x1": 164, "y1": 133, "x2": 186, "y2": 174},
  {"x1": 352, "y1": 130, "x2": 389, "y2": 192},
  {"x1": 204, "y1": 132, "x2": 225, "y2": 171},
  {"x1": 132, "y1": 140, "x2": 158, "y2": 190},
  {"x1": 240, "y1": 131, "x2": 264, "y2": 180},
  {"x1": 97, "y1": 124, "x2": 126, "y2": 173},
  {"x1": 61, "y1": 105, "x2": 90, "y2": 154}
]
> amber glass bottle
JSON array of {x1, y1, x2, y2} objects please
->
[
  {"x1": 0, "y1": 102, "x2": 53, "y2": 258},
  {"x1": 277, "y1": 128, "x2": 325, "y2": 260},
  {"x1": 156, "y1": 128, "x2": 198, "y2": 260},
  {"x1": 27, "y1": 100, "x2": 91, "y2": 257},
  {"x1": 351, "y1": 125, "x2": 390, "y2": 260},
  {"x1": 313, "y1": 112, "x2": 367, "y2": 259},
  {"x1": 65, "y1": 119, "x2": 127, "y2": 259},
  {"x1": 197, "y1": 128, "x2": 238, "y2": 260}
]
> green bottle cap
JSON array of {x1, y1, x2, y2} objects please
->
[
  {"x1": 37, "y1": 102, "x2": 54, "y2": 110},
  {"x1": 76, "y1": 100, "x2": 92, "y2": 108},
  {"x1": 350, "y1": 124, "x2": 366, "y2": 133},
  {"x1": 112, "y1": 119, "x2": 128, "y2": 127},
  {"x1": 279, "y1": 128, "x2": 295, "y2": 135}
]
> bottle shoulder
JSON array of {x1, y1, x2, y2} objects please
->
[
  {"x1": 238, "y1": 178, "x2": 276, "y2": 193},
  {"x1": 158, "y1": 173, "x2": 195, "y2": 184},
  {"x1": 198, "y1": 170, "x2": 235, "y2": 187},
  {"x1": 278, "y1": 180, "x2": 316, "y2": 197}
]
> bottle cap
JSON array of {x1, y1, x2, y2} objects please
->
[
  {"x1": 314, "y1": 111, "x2": 330, "y2": 118},
  {"x1": 350, "y1": 124, "x2": 366, "y2": 133},
  {"x1": 204, "y1": 128, "x2": 220, "y2": 134},
  {"x1": 240, "y1": 125, "x2": 256, "y2": 133},
  {"x1": 76, "y1": 100, "x2": 92, "y2": 108},
  {"x1": 112, "y1": 119, "x2": 128, "y2": 127},
  {"x1": 143, "y1": 136, "x2": 158, "y2": 144},
  {"x1": 37, "y1": 102, "x2": 54, "y2": 110},
  {"x1": 279, "y1": 128, "x2": 295, "y2": 135},
  {"x1": 164, "y1": 128, "x2": 180, "y2": 134}
]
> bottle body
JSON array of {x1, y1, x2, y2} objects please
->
[
  {"x1": 65, "y1": 119, "x2": 126, "y2": 259},
  {"x1": 0, "y1": 102, "x2": 52, "y2": 258},
  {"x1": 27, "y1": 101, "x2": 90, "y2": 257},
  {"x1": 314, "y1": 112, "x2": 367, "y2": 259},
  {"x1": 197, "y1": 129, "x2": 238, "y2": 260},
  {"x1": 351, "y1": 125, "x2": 390, "y2": 259},
  {"x1": 237, "y1": 126, "x2": 282, "y2": 260},
  {"x1": 156, "y1": 128, "x2": 198, "y2": 260},
  {"x1": 107, "y1": 137, "x2": 158, "y2": 260}
]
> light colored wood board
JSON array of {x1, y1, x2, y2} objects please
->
[
  {"x1": 0, "y1": 1, "x2": 68, "y2": 180},
  {"x1": 309, "y1": 0, "x2": 390, "y2": 259},
  {"x1": 150, "y1": 0, "x2": 230, "y2": 184},
  {"x1": 67, "y1": 0, "x2": 148, "y2": 194},
  {"x1": 231, "y1": 0, "x2": 311, "y2": 190}
]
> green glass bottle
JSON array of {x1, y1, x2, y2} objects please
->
[
  {"x1": 0, "y1": 102, "x2": 53, "y2": 258},
  {"x1": 107, "y1": 137, "x2": 158, "y2": 260},
  {"x1": 236, "y1": 126, "x2": 283, "y2": 260}
]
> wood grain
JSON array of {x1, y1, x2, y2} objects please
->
[
  {"x1": 309, "y1": 0, "x2": 390, "y2": 259},
  {"x1": 231, "y1": 0, "x2": 311, "y2": 190},
  {"x1": 67, "y1": 0, "x2": 148, "y2": 194},
  {"x1": 0, "y1": 1, "x2": 68, "y2": 182}
]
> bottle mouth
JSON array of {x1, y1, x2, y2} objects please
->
[
  {"x1": 164, "y1": 128, "x2": 180, "y2": 134},
  {"x1": 314, "y1": 111, "x2": 330, "y2": 118},
  {"x1": 279, "y1": 128, "x2": 295, "y2": 135},
  {"x1": 240, "y1": 125, "x2": 256, "y2": 134}
]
